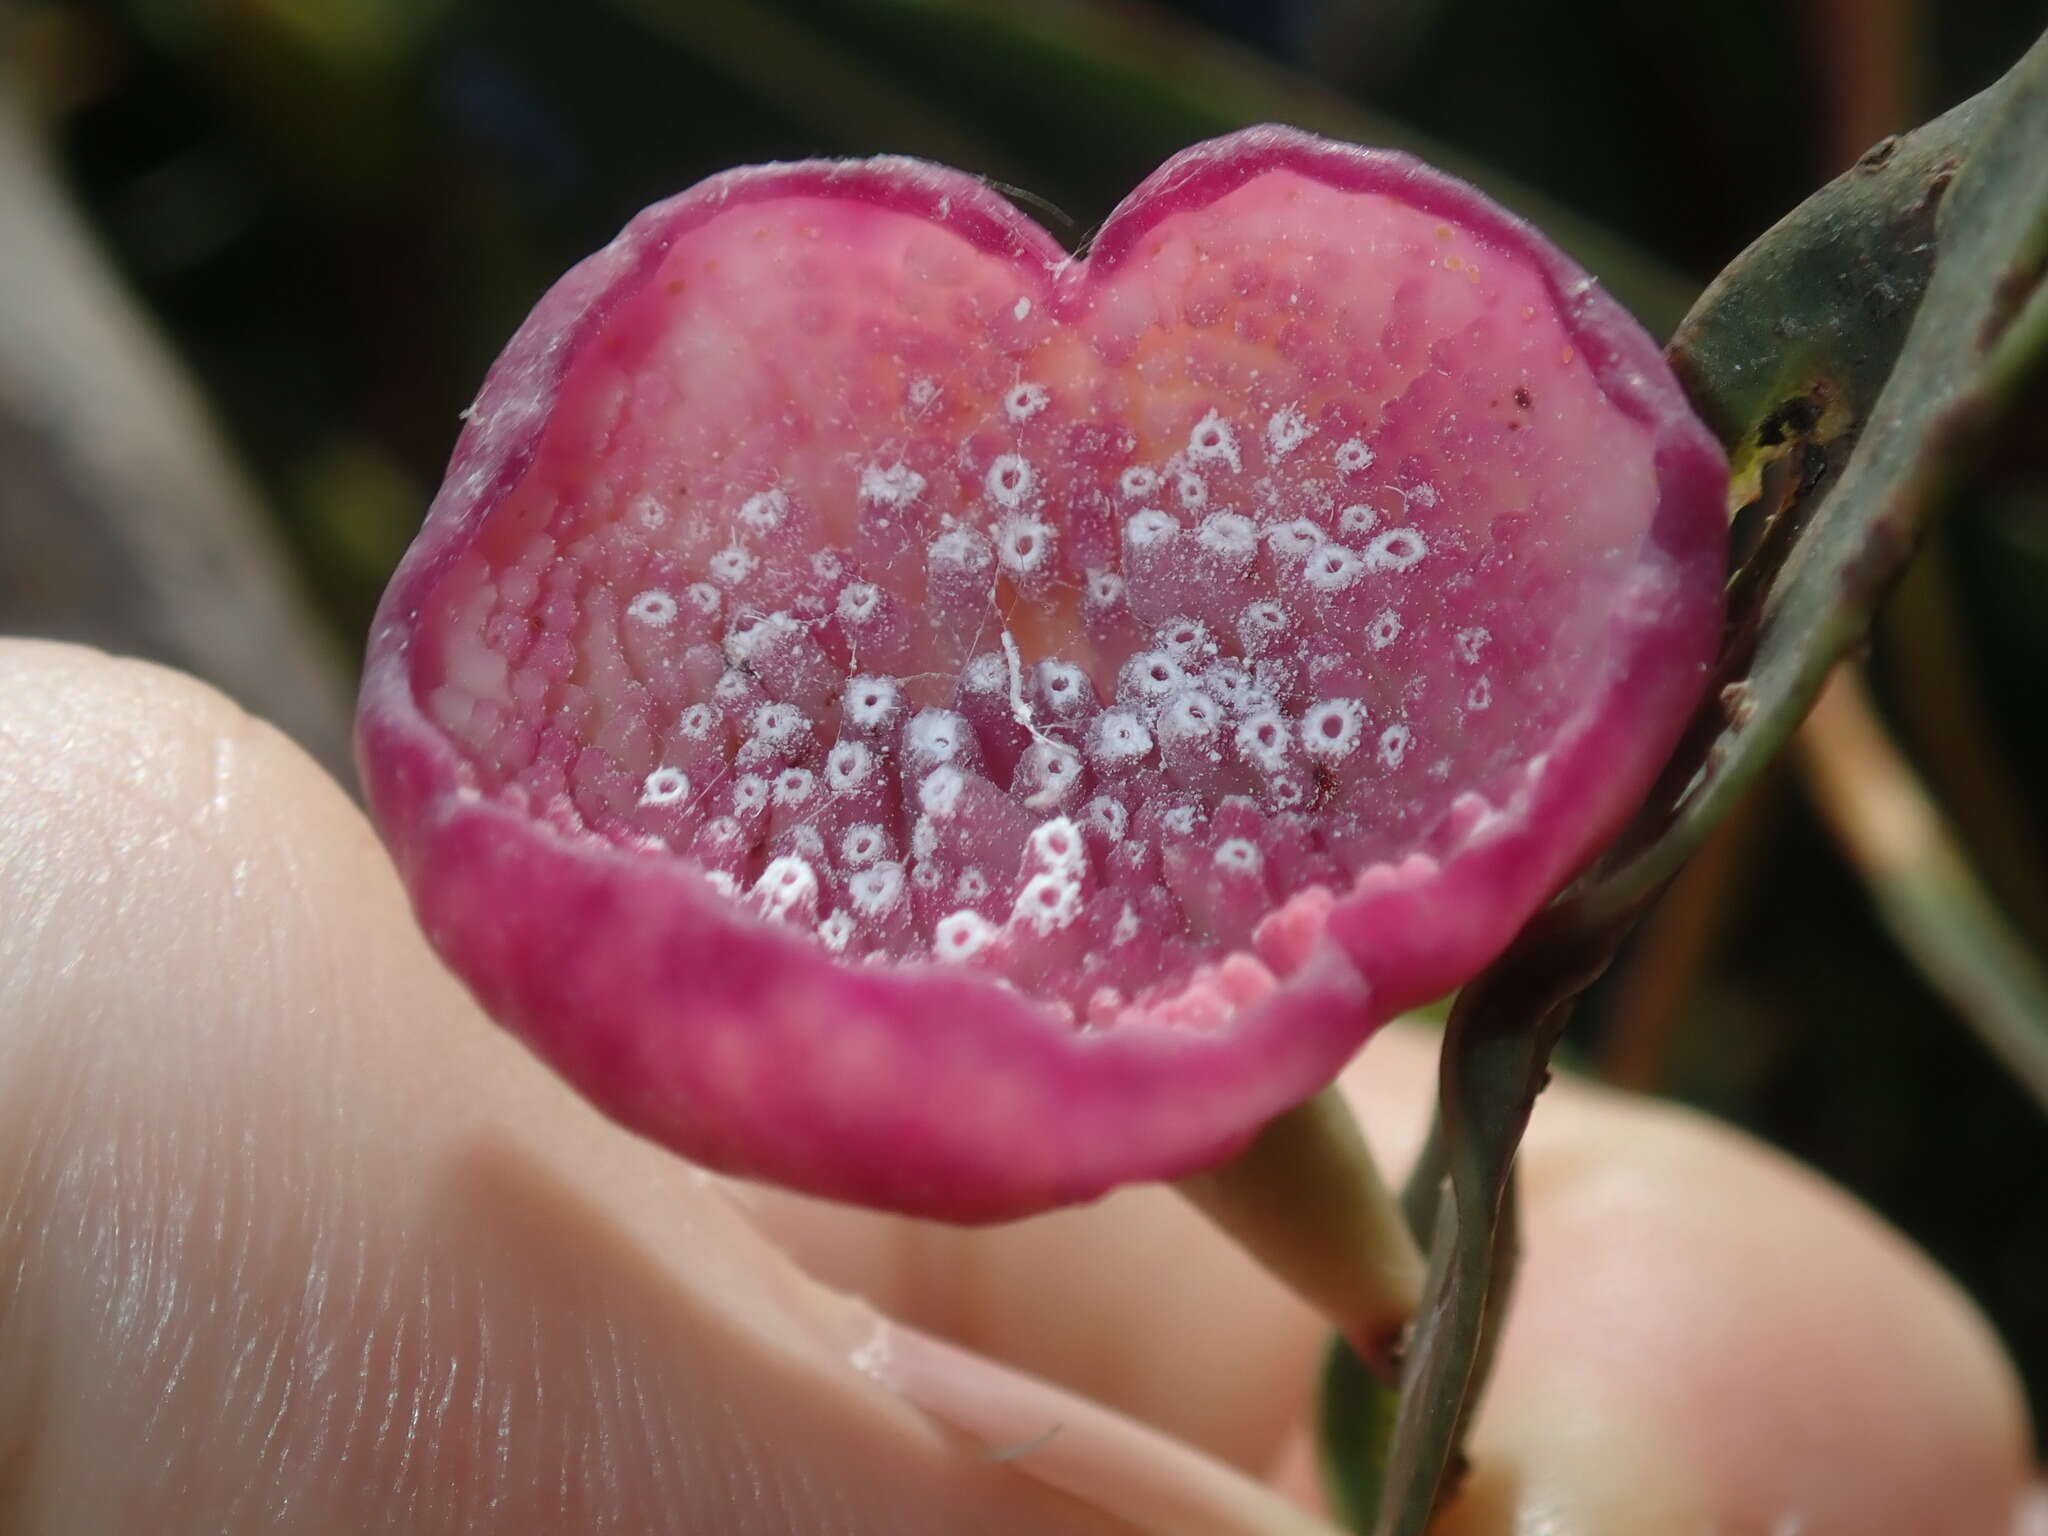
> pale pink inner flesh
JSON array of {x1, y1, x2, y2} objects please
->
[{"x1": 421, "y1": 170, "x2": 1660, "y2": 1025}]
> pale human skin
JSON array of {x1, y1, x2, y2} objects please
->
[{"x1": 0, "y1": 639, "x2": 2036, "y2": 1534}]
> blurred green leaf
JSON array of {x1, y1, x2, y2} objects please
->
[
  {"x1": 298, "y1": 435, "x2": 429, "y2": 621},
  {"x1": 116, "y1": 0, "x2": 457, "y2": 195},
  {"x1": 611, "y1": 0, "x2": 1697, "y2": 333},
  {"x1": 863, "y1": 0, "x2": 1695, "y2": 328},
  {"x1": 1316, "y1": 1328, "x2": 1399, "y2": 1527},
  {"x1": 234, "y1": 0, "x2": 460, "y2": 72},
  {"x1": 126, "y1": 0, "x2": 457, "y2": 68},
  {"x1": 602, "y1": 0, "x2": 1023, "y2": 182}
]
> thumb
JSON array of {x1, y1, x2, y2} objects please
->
[{"x1": 0, "y1": 640, "x2": 1314, "y2": 1535}]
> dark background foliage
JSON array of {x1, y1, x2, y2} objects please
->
[{"x1": 8, "y1": 0, "x2": 2045, "y2": 1434}]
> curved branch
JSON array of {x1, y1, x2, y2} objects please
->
[{"x1": 1798, "y1": 668, "x2": 2048, "y2": 1113}]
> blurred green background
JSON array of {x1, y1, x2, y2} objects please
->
[{"x1": 4, "y1": 0, "x2": 2044, "y2": 1436}]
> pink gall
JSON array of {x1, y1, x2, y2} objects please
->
[{"x1": 357, "y1": 126, "x2": 1727, "y2": 1221}]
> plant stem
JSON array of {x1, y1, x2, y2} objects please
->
[
  {"x1": 1881, "y1": 543, "x2": 2048, "y2": 953},
  {"x1": 1798, "y1": 666, "x2": 2048, "y2": 1112},
  {"x1": 1178, "y1": 1085, "x2": 1424, "y2": 1381}
]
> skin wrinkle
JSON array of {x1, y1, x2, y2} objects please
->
[
  {"x1": 196, "y1": 1008, "x2": 341, "y2": 1520},
  {"x1": 590, "y1": 1311, "x2": 632, "y2": 1524},
  {"x1": 0, "y1": 790, "x2": 108, "y2": 1512},
  {"x1": 738, "y1": 1425, "x2": 778, "y2": 1533},
  {"x1": 619, "y1": 1319, "x2": 680, "y2": 1528},
  {"x1": 142, "y1": 1054, "x2": 311, "y2": 1522},
  {"x1": 79, "y1": 1113, "x2": 183, "y2": 1522},
  {"x1": 243, "y1": 1326, "x2": 300, "y2": 1522},
  {"x1": 526, "y1": 1306, "x2": 567, "y2": 1525},
  {"x1": 365, "y1": 1262, "x2": 418, "y2": 1513},
  {"x1": 398, "y1": 1272, "x2": 439, "y2": 1524},
  {"x1": 0, "y1": 1039, "x2": 69, "y2": 1527},
  {"x1": 464, "y1": 1274, "x2": 493, "y2": 1522},
  {"x1": 419, "y1": 1253, "x2": 464, "y2": 1515},
  {"x1": 22, "y1": 684, "x2": 333, "y2": 1518},
  {"x1": 219, "y1": 1166, "x2": 283, "y2": 1485},
  {"x1": 282, "y1": 1194, "x2": 365, "y2": 1522}
]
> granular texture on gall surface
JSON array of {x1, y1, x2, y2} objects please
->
[{"x1": 358, "y1": 126, "x2": 1728, "y2": 1220}]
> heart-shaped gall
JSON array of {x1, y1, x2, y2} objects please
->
[{"x1": 359, "y1": 127, "x2": 1726, "y2": 1220}]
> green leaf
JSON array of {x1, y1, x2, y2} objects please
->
[
  {"x1": 1316, "y1": 1335, "x2": 1400, "y2": 1530},
  {"x1": 1605, "y1": 25, "x2": 2048, "y2": 916},
  {"x1": 611, "y1": 0, "x2": 1696, "y2": 334},
  {"x1": 599, "y1": 0, "x2": 1026, "y2": 185},
  {"x1": 1362, "y1": 23, "x2": 2048, "y2": 1533},
  {"x1": 1668, "y1": 96, "x2": 1987, "y2": 504}
]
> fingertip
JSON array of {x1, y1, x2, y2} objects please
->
[
  {"x1": 0, "y1": 637, "x2": 304, "y2": 797},
  {"x1": 1451, "y1": 1088, "x2": 2033, "y2": 1534}
]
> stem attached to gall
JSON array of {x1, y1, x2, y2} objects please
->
[{"x1": 1176, "y1": 1082, "x2": 1423, "y2": 1381}]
